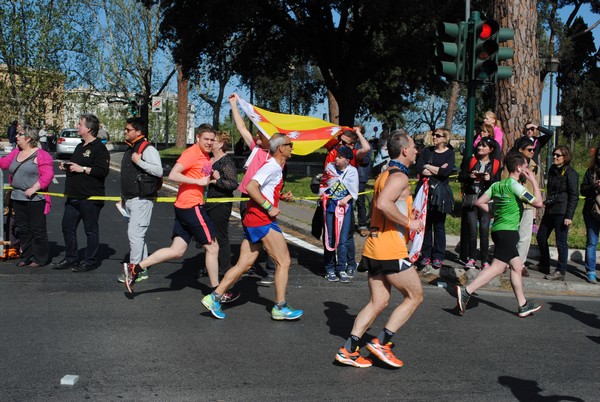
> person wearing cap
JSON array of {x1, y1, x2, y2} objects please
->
[
  {"x1": 458, "y1": 136, "x2": 501, "y2": 270},
  {"x1": 319, "y1": 145, "x2": 359, "y2": 282}
]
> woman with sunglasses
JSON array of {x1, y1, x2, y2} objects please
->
[
  {"x1": 537, "y1": 145, "x2": 579, "y2": 281},
  {"x1": 579, "y1": 146, "x2": 600, "y2": 284},
  {"x1": 458, "y1": 137, "x2": 501, "y2": 270},
  {"x1": 522, "y1": 121, "x2": 553, "y2": 164},
  {"x1": 415, "y1": 127, "x2": 455, "y2": 270},
  {"x1": 0, "y1": 125, "x2": 54, "y2": 267}
]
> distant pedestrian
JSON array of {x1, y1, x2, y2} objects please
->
[
  {"x1": 335, "y1": 131, "x2": 424, "y2": 368},
  {"x1": 7, "y1": 120, "x2": 18, "y2": 149},
  {"x1": 97, "y1": 124, "x2": 110, "y2": 144},
  {"x1": 38, "y1": 124, "x2": 49, "y2": 151},
  {"x1": 52, "y1": 114, "x2": 110, "y2": 272},
  {"x1": 456, "y1": 151, "x2": 543, "y2": 318},
  {"x1": 355, "y1": 126, "x2": 373, "y2": 237}
]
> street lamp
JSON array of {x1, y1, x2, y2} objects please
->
[{"x1": 545, "y1": 57, "x2": 560, "y2": 175}]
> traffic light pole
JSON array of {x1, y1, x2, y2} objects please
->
[{"x1": 464, "y1": 80, "x2": 477, "y2": 160}]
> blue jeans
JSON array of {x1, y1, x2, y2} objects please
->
[
  {"x1": 583, "y1": 211, "x2": 599, "y2": 275},
  {"x1": 62, "y1": 199, "x2": 104, "y2": 265},
  {"x1": 536, "y1": 213, "x2": 569, "y2": 274},
  {"x1": 324, "y1": 208, "x2": 352, "y2": 274}
]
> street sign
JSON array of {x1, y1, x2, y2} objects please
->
[
  {"x1": 151, "y1": 97, "x2": 163, "y2": 113},
  {"x1": 543, "y1": 115, "x2": 562, "y2": 127}
]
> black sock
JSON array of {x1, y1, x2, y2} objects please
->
[
  {"x1": 275, "y1": 301, "x2": 286, "y2": 310},
  {"x1": 344, "y1": 335, "x2": 360, "y2": 352},
  {"x1": 133, "y1": 264, "x2": 144, "y2": 275},
  {"x1": 521, "y1": 300, "x2": 528, "y2": 307},
  {"x1": 464, "y1": 287, "x2": 472, "y2": 296},
  {"x1": 378, "y1": 328, "x2": 395, "y2": 345}
]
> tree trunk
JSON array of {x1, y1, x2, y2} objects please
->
[
  {"x1": 444, "y1": 81, "x2": 460, "y2": 132},
  {"x1": 176, "y1": 65, "x2": 189, "y2": 148},
  {"x1": 494, "y1": 0, "x2": 541, "y2": 156},
  {"x1": 327, "y1": 90, "x2": 339, "y2": 124}
]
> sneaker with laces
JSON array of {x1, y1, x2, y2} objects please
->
[
  {"x1": 201, "y1": 294, "x2": 226, "y2": 319},
  {"x1": 587, "y1": 273, "x2": 597, "y2": 284},
  {"x1": 456, "y1": 285, "x2": 470, "y2": 316},
  {"x1": 259, "y1": 274, "x2": 275, "y2": 285},
  {"x1": 123, "y1": 263, "x2": 139, "y2": 293},
  {"x1": 338, "y1": 271, "x2": 350, "y2": 283},
  {"x1": 518, "y1": 300, "x2": 542, "y2": 317},
  {"x1": 366, "y1": 338, "x2": 403, "y2": 368},
  {"x1": 335, "y1": 347, "x2": 372, "y2": 368},
  {"x1": 220, "y1": 290, "x2": 240, "y2": 304},
  {"x1": 271, "y1": 304, "x2": 303, "y2": 320},
  {"x1": 346, "y1": 267, "x2": 357, "y2": 278},
  {"x1": 419, "y1": 258, "x2": 431, "y2": 268},
  {"x1": 544, "y1": 270, "x2": 565, "y2": 281},
  {"x1": 464, "y1": 258, "x2": 476, "y2": 270},
  {"x1": 117, "y1": 269, "x2": 148, "y2": 283},
  {"x1": 432, "y1": 259, "x2": 443, "y2": 269},
  {"x1": 326, "y1": 272, "x2": 339, "y2": 282}
]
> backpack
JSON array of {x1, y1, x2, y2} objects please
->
[
  {"x1": 136, "y1": 141, "x2": 163, "y2": 197},
  {"x1": 468, "y1": 157, "x2": 500, "y2": 177}
]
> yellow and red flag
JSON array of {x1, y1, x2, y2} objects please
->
[{"x1": 236, "y1": 95, "x2": 350, "y2": 156}]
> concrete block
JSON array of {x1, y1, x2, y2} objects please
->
[{"x1": 60, "y1": 375, "x2": 79, "y2": 386}]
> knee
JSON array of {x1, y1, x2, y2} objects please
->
[{"x1": 371, "y1": 297, "x2": 389, "y2": 313}]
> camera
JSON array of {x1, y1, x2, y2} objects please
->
[{"x1": 544, "y1": 196, "x2": 557, "y2": 207}]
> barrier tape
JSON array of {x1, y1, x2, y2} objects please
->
[{"x1": 2, "y1": 185, "x2": 374, "y2": 203}]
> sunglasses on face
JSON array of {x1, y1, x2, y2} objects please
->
[
  {"x1": 340, "y1": 139, "x2": 355, "y2": 146},
  {"x1": 525, "y1": 148, "x2": 534, "y2": 152},
  {"x1": 553, "y1": 153, "x2": 563, "y2": 158},
  {"x1": 281, "y1": 142, "x2": 294, "y2": 149},
  {"x1": 432, "y1": 134, "x2": 445, "y2": 138}
]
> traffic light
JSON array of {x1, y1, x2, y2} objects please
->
[
  {"x1": 492, "y1": 27, "x2": 515, "y2": 82},
  {"x1": 471, "y1": 19, "x2": 499, "y2": 81},
  {"x1": 434, "y1": 21, "x2": 468, "y2": 82},
  {"x1": 471, "y1": 19, "x2": 515, "y2": 82},
  {"x1": 129, "y1": 99, "x2": 139, "y2": 117}
]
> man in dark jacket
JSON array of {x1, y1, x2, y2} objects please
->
[{"x1": 52, "y1": 114, "x2": 110, "y2": 271}]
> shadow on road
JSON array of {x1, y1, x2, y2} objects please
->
[
  {"x1": 498, "y1": 376, "x2": 584, "y2": 401},
  {"x1": 548, "y1": 302, "x2": 600, "y2": 329}
]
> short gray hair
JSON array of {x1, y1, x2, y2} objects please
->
[
  {"x1": 269, "y1": 133, "x2": 287, "y2": 154},
  {"x1": 22, "y1": 125, "x2": 39, "y2": 147}
]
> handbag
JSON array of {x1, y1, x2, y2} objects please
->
[
  {"x1": 462, "y1": 193, "x2": 478, "y2": 208},
  {"x1": 311, "y1": 203, "x2": 324, "y2": 239}
]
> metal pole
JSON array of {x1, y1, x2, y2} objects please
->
[
  {"x1": 465, "y1": 79, "x2": 477, "y2": 160},
  {"x1": 546, "y1": 72, "x2": 554, "y2": 175}
]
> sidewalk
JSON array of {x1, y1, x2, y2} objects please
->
[{"x1": 108, "y1": 150, "x2": 600, "y2": 297}]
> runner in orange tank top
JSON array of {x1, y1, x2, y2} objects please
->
[{"x1": 335, "y1": 130, "x2": 425, "y2": 369}]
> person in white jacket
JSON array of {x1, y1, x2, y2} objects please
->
[{"x1": 319, "y1": 146, "x2": 359, "y2": 282}]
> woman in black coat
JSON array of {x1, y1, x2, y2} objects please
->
[
  {"x1": 579, "y1": 146, "x2": 600, "y2": 284},
  {"x1": 537, "y1": 145, "x2": 579, "y2": 280}
]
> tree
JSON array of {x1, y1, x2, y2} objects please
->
[
  {"x1": 73, "y1": 0, "x2": 168, "y2": 133},
  {"x1": 0, "y1": 0, "x2": 75, "y2": 127},
  {"x1": 159, "y1": 0, "x2": 463, "y2": 126},
  {"x1": 493, "y1": 0, "x2": 542, "y2": 153}
]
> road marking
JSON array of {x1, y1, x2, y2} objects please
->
[{"x1": 231, "y1": 211, "x2": 323, "y2": 255}]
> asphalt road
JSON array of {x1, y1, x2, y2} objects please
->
[{"x1": 1, "y1": 160, "x2": 599, "y2": 401}]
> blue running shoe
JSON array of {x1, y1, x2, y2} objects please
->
[
  {"x1": 202, "y1": 293, "x2": 226, "y2": 319},
  {"x1": 271, "y1": 304, "x2": 303, "y2": 320}
]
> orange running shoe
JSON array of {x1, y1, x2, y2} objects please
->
[
  {"x1": 335, "y1": 347, "x2": 372, "y2": 368},
  {"x1": 366, "y1": 338, "x2": 404, "y2": 368}
]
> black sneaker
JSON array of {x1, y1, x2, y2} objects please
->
[
  {"x1": 456, "y1": 285, "x2": 470, "y2": 316},
  {"x1": 518, "y1": 300, "x2": 542, "y2": 317}
]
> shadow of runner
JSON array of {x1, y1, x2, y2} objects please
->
[
  {"x1": 498, "y1": 376, "x2": 584, "y2": 402},
  {"x1": 549, "y1": 302, "x2": 600, "y2": 329}
]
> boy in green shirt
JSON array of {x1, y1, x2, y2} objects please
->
[{"x1": 456, "y1": 151, "x2": 544, "y2": 318}]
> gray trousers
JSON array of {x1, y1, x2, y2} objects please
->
[
  {"x1": 517, "y1": 207, "x2": 534, "y2": 263},
  {"x1": 125, "y1": 198, "x2": 154, "y2": 264}
]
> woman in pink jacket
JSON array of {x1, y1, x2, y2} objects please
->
[{"x1": 0, "y1": 125, "x2": 54, "y2": 266}]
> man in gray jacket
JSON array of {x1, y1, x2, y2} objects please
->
[{"x1": 117, "y1": 117, "x2": 163, "y2": 283}]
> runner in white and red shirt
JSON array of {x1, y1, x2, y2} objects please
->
[{"x1": 202, "y1": 133, "x2": 303, "y2": 321}]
